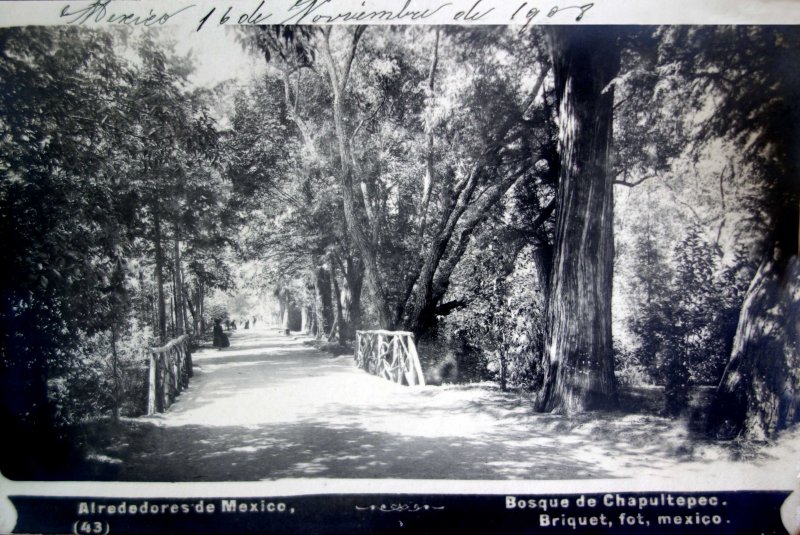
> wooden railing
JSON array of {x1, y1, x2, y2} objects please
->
[
  {"x1": 147, "y1": 334, "x2": 193, "y2": 415},
  {"x1": 355, "y1": 330, "x2": 426, "y2": 386}
]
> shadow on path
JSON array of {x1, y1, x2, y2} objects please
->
[{"x1": 56, "y1": 330, "x2": 749, "y2": 481}]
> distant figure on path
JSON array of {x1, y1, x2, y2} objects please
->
[
  {"x1": 244, "y1": 319, "x2": 250, "y2": 330},
  {"x1": 252, "y1": 316, "x2": 257, "y2": 328},
  {"x1": 231, "y1": 320, "x2": 237, "y2": 330},
  {"x1": 213, "y1": 319, "x2": 229, "y2": 350}
]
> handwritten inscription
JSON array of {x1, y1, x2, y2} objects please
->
[
  {"x1": 57, "y1": 0, "x2": 597, "y2": 30},
  {"x1": 198, "y1": 0, "x2": 594, "y2": 30},
  {"x1": 278, "y1": 0, "x2": 456, "y2": 25},
  {"x1": 511, "y1": 1, "x2": 595, "y2": 30},
  {"x1": 61, "y1": 0, "x2": 194, "y2": 26}
]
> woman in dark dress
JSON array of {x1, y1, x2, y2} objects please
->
[{"x1": 213, "y1": 319, "x2": 226, "y2": 350}]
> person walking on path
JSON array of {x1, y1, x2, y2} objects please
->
[{"x1": 213, "y1": 319, "x2": 229, "y2": 350}]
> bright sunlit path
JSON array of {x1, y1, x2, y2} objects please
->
[{"x1": 79, "y1": 329, "x2": 800, "y2": 485}]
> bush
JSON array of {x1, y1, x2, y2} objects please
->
[
  {"x1": 437, "y1": 245, "x2": 547, "y2": 391},
  {"x1": 416, "y1": 330, "x2": 483, "y2": 385},
  {"x1": 614, "y1": 340, "x2": 651, "y2": 387},
  {"x1": 48, "y1": 320, "x2": 155, "y2": 424},
  {"x1": 662, "y1": 349, "x2": 692, "y2": 416}
]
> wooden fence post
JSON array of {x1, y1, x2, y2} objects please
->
[
  {"x1": 408, "y1": 336, "x2": 425, "y2": 386},
  {"x1": 147, "y1": 334, "x2": 194, "y2": 415},
  {"x1": 185, "y1": 337, "x2": 193, "y2": 379},
  {"x1": 160, "y1": 353, "x2": 168, "y2": 411}
]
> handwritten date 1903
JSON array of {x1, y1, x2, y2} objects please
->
[{"x1": 512, "y1": 1, "x2": 595, "y2": 29}]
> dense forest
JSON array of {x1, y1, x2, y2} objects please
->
[{"x1": 1, "y1": 25, "x2": 798, "y2": 473}]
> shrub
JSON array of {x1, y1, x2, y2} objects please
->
[{"x1": 48, "y1": 320, "x2": 155, "y2": 424}]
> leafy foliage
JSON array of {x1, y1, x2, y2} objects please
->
[{"x1": 0, "y1": 28, "x2": 233, "y2": 472}]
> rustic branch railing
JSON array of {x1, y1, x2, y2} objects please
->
[
  {"x1": 355, "y1": 330, "x2": 426, "y2": 386},
  {"x1": 147, "y1": 334, "x2": 193, "y2": 415}
]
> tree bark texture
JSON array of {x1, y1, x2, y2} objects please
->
[
  {"x1": 314, "y1": 266, "x2": 334, "y2": 339},
  {"x1": 539, "y1": 27, "x2": 620, "y2": 413},
  {"x1": 153, "y1": 209, "x2": 167, "y2": 344},
  {"x1": 708, "y1": 247, "x2": 800, "y2": 439},
  {"x1": 173, "y1": 235, "x2": 185, "y2": 336},
  {"x1": 301, "y1": 306, "x2": 310, "y2": 333},
  {"x1": 281, "y1": 303, "x2": 290, "y2": 331},
  {"x1": 340, "y1": 256, "x2": 363, "y2": 341},
  {"x1": 330, "y1": 264, "x2": 346, "y2": 343}
]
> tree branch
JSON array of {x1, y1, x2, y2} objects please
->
[
  {"x1": 418, "y1": 27, "x2": 441, "y2": 241},
  {"x1": 339, "y1": 26, "x2": 367, "y2": 94},
  {"x1": 613, "y1": 174, "x2": 657, "y2": 187},
  {"x1": 432, "y1": 180, "x2": 556, "y2": 305},
  {"x1": 434, "y1": 300, "x2": 466, "y2": 316}
]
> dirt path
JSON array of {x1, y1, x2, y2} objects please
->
[{"x1": 88, "y1": 329, "x2": 800, "y2": 484}]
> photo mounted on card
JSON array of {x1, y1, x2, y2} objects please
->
[{"x1": 1, "y1": 0, "x2": 799, "y2": 533}]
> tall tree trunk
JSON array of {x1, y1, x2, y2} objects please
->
[
  {"x1": 137, "y1": 269, "x2": 148, "y2": 326},
  {"x1": 416, "y1": 28, "x2": 440, "y2": 247},
  {"x1": 314, "y1": 266, "x2": 334, "y2": 339},
  {"x1": 181, "y1": 271, "x2": 189, "y2": 334},
  {"x1": 321, "y1": 27, "x2": 394, "y2": 329},
  {"x1": 153, "y1": 209, "x2": 167, "y2": 344},
  {"x1": 341, "y1": 256, "x2": 363, "y2": 341},
  {"x1": 199, "y1": 282, "x2": 206, "y2": 334},
  {"x1": 280, "y1": 289, "x2": 291, "y2": 330},
  {"x1": 186, "y1": 282, "x2": 201, "y2": 334},
  {"x1": 310, "y1": 306, "x2": 317, "y2": 336},
  {"x1": 309, "y1": 299, "x2": 319, "y2": 336},
  {"x1": 708, "y1": 217, "x2": 800, "y2": 439},
  {"x1": 110, "y1": 325, "x2": 120, "y2": 421},
  {"x1": 173, "y1": 234, "x2": 185, "y2": 335},
  {"x1": 331, "y1": 264, "x2": 346, "y2": 344},
  {"x1": 169, "y1": 290, "x2": 176, "y2": 338},
  {"x1": 538, "y1": 27, "x2": 620, "y2": 413},
  {"x1": 185, "y1": 293, "x2": 197, "y2": 334}
]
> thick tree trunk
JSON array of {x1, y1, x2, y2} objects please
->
[
  {"x1": 341, "y1": 256, "x2": 363, "y2": 340},
  {"x1": 538, "y1": 27, "x2": 620, "y2": 413},
  {"x1": 308, "y1": 301, "x2": 318, "y2": 336},
  {"x1": 184, "y1": 292, "x2": 197, "y2": 334},
  {"x1": 708, "y1": 244, "x2": 800, "y2": 439},
  {"x1": 314, "y1": 267, "x2": 334, "y2": 339},
  {"x1": 330, "y1": 265, "x2": 346, "y2": 344},
  {"x1": 169, "y1": 291, "x2": 176, "y2": 338},
  {"x1": 280, "y1": 290, "x2": 291, "y2": 331},
  {"x1": 406, "y1": 233, "x2": 452, "y2": 335},
  {"x1": 110, "y1": 325, "x2": 120, "y2": 421}
]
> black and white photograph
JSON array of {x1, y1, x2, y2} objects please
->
[{"x1": 1, "y1": 3, "x2": 799, "y2": 532}]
